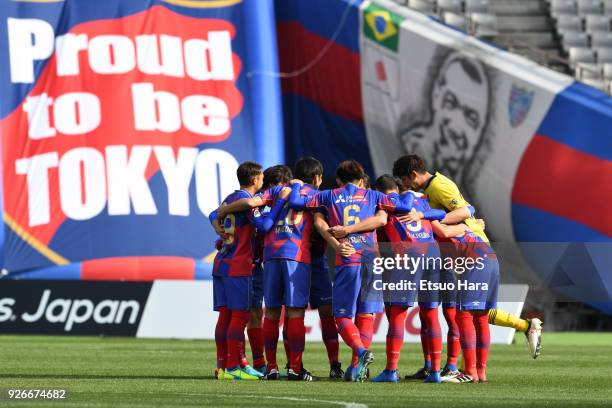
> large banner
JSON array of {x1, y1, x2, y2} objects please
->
[
  {"x1": 0, "y1": 280, "x2": 526, "y2": 344},
  {"x1": 0, "y1": 0, "x2": 282, "y2": 277},
  {"x1": 360, "y1": 0, "x2": 611, "y2": 244}
]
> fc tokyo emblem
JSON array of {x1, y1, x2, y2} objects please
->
[{"x1": 508, "y1": 84, "x2": 535, "y2": 128}]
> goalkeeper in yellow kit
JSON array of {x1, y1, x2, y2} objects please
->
[{"x1": 392, "y1": 154, "x2": 542, "y2": 361}]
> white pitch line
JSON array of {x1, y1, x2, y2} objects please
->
[{"x1": 195, "y1": 393, "x2": 368, "y2": 408}]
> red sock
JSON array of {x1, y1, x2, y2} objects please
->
[
  {"x1": 456, "y1": 310, "x2": 478, "y2": 381},
  {"x1": 474, "y1": 311, "x2": 490, "y2": 381},
  {"x1": 335, "y1": 317, "x2": 366, "y2": 360},
  {"x1": 351, "y1": 314, "x2": 374, "y2": 367},
  {"x1": 443, "y1": 307, "x2": 461, "y2": 367},
  {"x1": 419, "y1": 308, "x2": 431, "y2": 368},
  {"x1": 287, "y1": 316, "x2": 306, "y2": 373},
  {"x1": 226, "y1": 310, "x2": 250, "y2": 369},
  {"x1": 320, "y1": 316, "x2": 339, "y2": 364},
  {"x1": 215, "y1": 307, "x2": 230, "y2": 369},
  {"x1": 263, "y1": 317, "x2": 280, "y2": 370},
  {"x1": 247, "y1": 327, "x2": 265, "y2": 368},
  {"x1": 422, "y1": 307, "x2": 442, "y2": 372},
  {"x1": 282, "y1": 314, "x2": 290, "y2": 364},
  {"x1": 239, "y1": 339, "x2": 249, "y2": 367},
  {"x1": 386, "y1": 306, "x2": 407, "y2": 370}
]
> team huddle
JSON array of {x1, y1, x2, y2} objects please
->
[{"x1": 209, "y1": 155, "x2": 543, "y2": 383}]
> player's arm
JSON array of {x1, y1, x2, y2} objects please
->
[
  {"x1": 329, "y1": 210, "x2": 387, "y2": 239},
  {"x1": 440, "y1": 205, "x2": 474, "y2": 225},
  {"x1": 396, "y1": 207, "x2": 447, "y2": 224},
  {"x1": 377, "y1": 192, "x2": 414, "y2": 213},
  {"x1": 217, "y1": 196, "x2": 266, "y2": 219},
  {"x1": 208, "y1": 209, "x2": 225, "y2": 238},
  {"x1": 431, "y1": 220, "x2": 470, "y2": 238},
  {"x1": 314, "y1": 212, "x2": 355, "y2": 257},
  {"x1": 288, "y1": 182, "x2": 308, "y2": 209},
  {"x1": 251, "y1": 188, "x2": 290, "y2": 233}
]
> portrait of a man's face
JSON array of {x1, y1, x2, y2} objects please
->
[
  {"x1": 399, "y1": 50, "x2": 492, "y2": 199},
  {"x1": 431, "y1": 57, "x2": 489, "y2": 178}
]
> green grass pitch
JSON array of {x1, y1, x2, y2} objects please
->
[{"x1": 1, "y1": 333, "x2": 611, "y2": 407}]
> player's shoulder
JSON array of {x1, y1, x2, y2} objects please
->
[
  {"x1": 223, "y1": 189, "x2": 248, "y2": 203},
  {"x1": 431, "y1": 172, "x2": 458, "y2": 189}
]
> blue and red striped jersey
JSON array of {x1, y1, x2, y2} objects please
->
[
  {"x1": 303, "y1": 183, "x2": 404, "y2": 266},
  {"x1": 213, "y1": 190, "x2": 260, "y2": 277},
  {"x1": 259, "y1": 184, "x2": 316, "y2": 263}
]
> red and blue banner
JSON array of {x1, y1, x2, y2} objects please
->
[{"x1": 0, "y1": 0, "x2": 283, "y2": 279}]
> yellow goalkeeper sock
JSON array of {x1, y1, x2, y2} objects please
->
[{"x1": 488, "y1": 309, "x2": 530, "y2": 333}]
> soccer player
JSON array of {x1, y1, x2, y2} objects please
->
[
  {"x1": 289, "y1": 160, "x2": 414, "y2": 382},
  {"x1": 217, "y1": 166, "x2": 318, "y2": 381},
  {"x1": 209, "y1": 161, "x2": 287, "y2": 380},
  {"x1": 392, "y1": 154, "x2": 543, "y2": 359},
  {"x1": 330, "y1": 175, "x2": 449, "y2": 383},
  {"x1": 432, "y1": 222, "x2": 500, "y2": 383}
]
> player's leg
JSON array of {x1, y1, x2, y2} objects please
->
[
  {"x1": 213, "y1": 276, "x2": 231, "y2": 379},
  {"x1": 442, "y1": 306, "x2": 461, "y2": 375},
  {"x1": 243, "y1": 263, "x2": 265, "y2": 376},
  {"x1": 455, "y1": 308, "x2": 478, "y2": 382},
  {"x1": 333, "y1": 265, "x2": 373, "y2": 382},
  {"x1": 417, "y1": 253, "x2": 443, "y2": 383},
  {"x1": 310, "y1": 257, "x2": 342, "y2": 378},
  {"x1": 475, "y1": 256, "x2": 500, "y2": 382},
  {"x1": 371, "y1": 304, "x2": 406, "y2": 383},
  {"x1": 488, "y1": 310, "x2": 542, "y2": 359},
  {"x1": 262, "y1": 260, "x2": 283, "y2": 379},
  {"x1": 224, "y1": 276, "x2": 260, "y2": 380},
  {"x1": 283, "y1": 261, "x2": 313, "y2": 381}
]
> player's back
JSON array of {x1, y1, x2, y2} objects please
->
[
  {"x1": 261, "y1": 184, "x2": 314, "y2": 263},
  {"x1": 214, "y1": 190, "x2": 257, "y2": 277},
  {"x1": 384, "y1": 191, "x2": 436, "y2": 255}
]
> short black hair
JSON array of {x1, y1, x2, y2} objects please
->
[
  {"x1": 294, "y1": 157, "x2": 323, "y2": 184},
  {"x1": 336, "y1": 160, "x2": 365, "y2": 184},
  {"x1": 237, "y1": 161, "x2": 263, "y2": 186},
  {"x1": 263, "y1": 165, "x2": 292, "y2": 189},
  {"x1": 439, "y1": 56, "x2": 483, "y2": 87},
  {"x1": 395, "y1": 177, "x2": 407, "y2": 193},
  {"x1": 375, "y1": 174, "x2": 398, "y2": 193},
  {"x1": 392, "y1": 154, "x2": 427, "y2": 179}
]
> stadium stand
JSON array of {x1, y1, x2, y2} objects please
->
[{"x1": 394, "y1": 0, "x2": 612, "y2": 93}]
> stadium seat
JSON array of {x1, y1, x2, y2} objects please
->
[
  {"x1": 408, "y1": 0, "x2": 437, "y2": 13},
  {"x1": 596, "y1": 46, "x2": 612, "y2": 61},
  {"x1": 575, "y1": 62, "x2": 603, "y2": 78},
  {"x1": 470, "y1": 12, "x2": 498, "y2": 37},
  {"x1": 584, "y1": 14, "x2": 611, "y2": 31},
  {"x1": 605, "y1": 0, "x2": 612, "y2": 14},
  {"x1": 443, "y1": 11, "x2": 469, "y2": 30},
  {"x1": 437, "y1": 0, "x2": 463, "y2": 13},
  {"x1": 577, "y1": 0, "x2": 603, "y2": 15},
  {"x1": 562, "y1": 31, "x2": 590, "y2": 51},
  {"x1": 591, "y1": 31, "x2": 612, "y2": 45},
  {"x1": 603, "y1": 62, "x2": 612, "y2": 78},
  {"x1": 465, "y1": 0, "x2": 489, "y2": 14},
  {"x1": 569, "y1": 46, "x2": 597, "y2": 66},
  {"x1": 551, "y1": 0, "x2": 577, "y2": 15},
  {"x1": 556, "y1": 15, "x2": 583, "y2": 31}
]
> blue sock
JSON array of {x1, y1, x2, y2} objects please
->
[
  {"x1": 424, "y1": 361, "x2": 432, "y2": 370},
  {"x1": 357, "y1": 347, "x2": 366, "y2": 358},
  {"x1": 447, "y1": 363, "x2": 457, "y2": 371},
  {"x1": 227, "y1": 365, "x2": 240, "y2": 371}
]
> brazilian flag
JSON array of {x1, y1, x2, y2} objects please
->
[{"x1": 363, "y1": 3, "x2": 404, "y2": 52}]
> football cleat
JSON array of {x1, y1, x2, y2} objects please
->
[
  {"x1": 371, "y1": 369, "x2": 399, "y2": 383},
  {"x1": 264, "y1": 368, "x2": 280, "y2": 380},
  {"x1": 440, "y1": 369, "x2": 462, "y2": 382},
  {"x1": 442, "y1": 372, "x2": 475, "y2": 383},
  {"x1": 344, "y1": 365, "x2": 357, "y2": 382},
  {"x1": 287, "y1": 368, "x2": 317, "y2": 381},
  {"x1": 223, "y1": 367, "x2": 261, "y2": 380},
  {"x1": 215, "y1": 368, "x2": 225, "y2": 380},
  {"x1": 242, "y1": 365, "x2": 264, "y2": 378},
  {"x1": 329, "y1": 361, "x2": 345, "y2": 379},
  {"x1": 424, "y1": 371, "x2": 442, "y2": 383},
  {"x1": 405, "y1": 367, "x2": 430, "y2": 380},
  {"x1": 356, "y1": 351, "x2": 374, "y2": 383},
  {"x1": 526, "y1": 318, "x2": 543, "y2": 359}
]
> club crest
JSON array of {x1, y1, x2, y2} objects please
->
[{"x1": 508, "y1": 84, "x2": 534, "y2": 128}]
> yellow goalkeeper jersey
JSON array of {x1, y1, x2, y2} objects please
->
[{"x1": 423, "y1": 172, "x2": 489, "y2": 243}]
